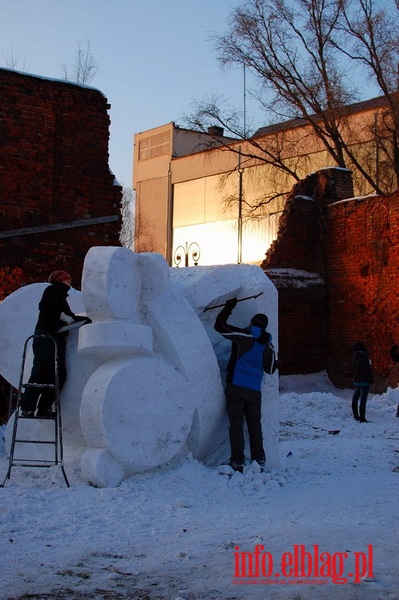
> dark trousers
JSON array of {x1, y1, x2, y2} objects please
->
[
  {"x1": 21, "y1": 334, "x2": 66, "y2": 414},
  {"x1": 225, "y1": 384, "x2": 265, "y2": 464},
  {"x1": 352, "y1": 385, "x2": 369, "y2": 421}
]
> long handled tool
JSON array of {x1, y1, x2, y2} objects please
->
[{"x1": 203, "y1": 291, "x2": 263, "y2": 312}]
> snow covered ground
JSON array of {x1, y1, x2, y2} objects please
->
[{"x1": 1, "y1": 371, "x2": 398, "y2": 600}]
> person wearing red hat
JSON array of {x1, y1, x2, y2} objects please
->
[{"x1": 20, "y1": 271, "x2": 90, "y2": 417}]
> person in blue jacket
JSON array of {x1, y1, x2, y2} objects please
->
[
  {"x1": 214, "y1": 297, "x2": 273, "y2": 472},
  {"x1": 351, "y1": 341, "x2": 374, "y2": 423}
]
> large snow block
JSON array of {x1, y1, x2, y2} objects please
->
[
  {"x1": 137, "y1": 253, "x2": 227, "y2": 460},
  {"x1": 172, "y1": 264, "x2": 279, "y2": 469},
  {"x1": 79, "y1": 357, "x2": 194, "y2": 474}
]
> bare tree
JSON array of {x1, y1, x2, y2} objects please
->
[
  {"x1": 119, "y1": 187, "x2": 154, "y2": 250},
  {"x1": 119, "y1": 187, "x2": 135, "y2": 248},
  {"x1": 2, "y1": 44, "x2": 29, "y2": 71},
  {"x1": 62, "y1": 40, "x2": 98, "y2": 85},
  {"x1": 336, "y1": 0, "x2": 399, "y2": 188},
  {"x1": 186, "y1": 96, "x2": 305, "y2": 183},
  {"x1": 132, "y1": 213, "x2": 155, "y2": 252},
  {"x1": 187, "y1": 0, "x2": 399, "y2": 198}
]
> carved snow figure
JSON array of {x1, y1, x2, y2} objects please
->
[
  {"x1": 79, "y1": 248, "x2": 210, "y2": 486},
  {"x1": 0, "y1": 247, "x2": 278, "y2": 487}
]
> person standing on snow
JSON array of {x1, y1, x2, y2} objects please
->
[
  {"x1": 389, "y1": 344, "x2": 399, "y2": 417},
  {"x1": 214, "y1": 297, "x2": 274, "y2": 472},
  {"x1": 20, "y1": 270, "x2": 90, "y2": 418},
  {"x1": 351, "y1": 341, "x2": 374, "y2": 423}
]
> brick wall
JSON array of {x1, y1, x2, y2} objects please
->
[
  {"x1": 270, "y1": 278, "x2": 328, "y2": 374},
  {"x1": 262, "y1": 166, "x2": 399, "y2": 391},
  {"x1": 262, "y1": 168, "x2": 353, "y2": 376},
  {"x1": 327, "y1": 191, "x2": 399, "y2": 392},
  {"x1": 0, "y1": 68, "x2": 122, "y2": 298}
]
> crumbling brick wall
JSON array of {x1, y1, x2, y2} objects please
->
[
  {"x1": 262, "y1": 168, "x2": 354, "y2": 376},
  {"x1": 327, "y1": 191, "x2": 399, "y2": 392},
  {"x1": 263, "y1": 165, "x2": 399, "y2": 391},
  {"x1": 0, "y1": 68, "x2": 122, "y2": 298}
]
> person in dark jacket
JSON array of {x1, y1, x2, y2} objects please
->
[
  {"x1": 214, "y1": 297, "x2": 274, "y2": 472},
  {"x1": 20, "y1": 270, "x2": 89, "y2": 417},
  {"x1": 351, "y1": 341, "x2": 374, "y2": 423},
  {"x1": 389, "y1": 344, "x2": 399, "y2": 417}
]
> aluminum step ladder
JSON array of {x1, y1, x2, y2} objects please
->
[{"x1": 1, "y1": 334, "x2": 70, "y2": 487}]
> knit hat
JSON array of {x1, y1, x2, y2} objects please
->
[
  {"x1": 251, "y1": 313, "x2": 268, "y2": 329},
  {"x1": 48, "y1": 270, "x2": 72, "y2": 284},
  {"x1": 353, "y1": 341, "x2": 366, "y2": 352}
]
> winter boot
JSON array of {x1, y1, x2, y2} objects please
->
[{"x1": 228, "y1": 460, "x2": 244, "y2": 474}]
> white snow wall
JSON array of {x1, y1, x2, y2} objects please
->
[{"x1": 0, "y1": 248, "x2": 279, "y2": 486}]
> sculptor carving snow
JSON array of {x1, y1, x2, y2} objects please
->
[{"x1": 0, "y1": 247, "x2": 279, "y2": 487}]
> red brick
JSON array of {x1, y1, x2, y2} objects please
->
[{"x1": 0, "y1": 68, "x2": 122, "y2": 298}]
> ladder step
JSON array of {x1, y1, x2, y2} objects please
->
[
  {"x1": 14, "y1": 438, "x2": 57, "y2": 445},
  {"x1": 11, "y1": 461, "x2": 59, "y2": 467},
  {"x1": 23, "y1": 383, "x2": 55, "y2": 389},
  {"x1": 36, "y1": 413, "x2": 57, "y2": 419},
  {"x1": 19, "y1": 414, "x2": 56, "y2": 420}
]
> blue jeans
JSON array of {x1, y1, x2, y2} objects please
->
[{"x1": 352, "y1": 386, "x2": 369, "y2": 421}]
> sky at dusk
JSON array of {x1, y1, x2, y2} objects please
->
[{"x1": 1, "y1": 0, "x2": 261, "y2": 187}]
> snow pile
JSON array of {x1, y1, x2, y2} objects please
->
[{"x1": 0, "y1": 372, "x2": 398, "y2": 600}]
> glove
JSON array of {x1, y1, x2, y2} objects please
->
[
  {"x1": 74, "y1": 316, "x2": 92, "y2": 325},
  {"x1": 225, "y1": 297, "x2": 238, "y2": 311}
]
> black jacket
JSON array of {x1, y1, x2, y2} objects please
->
[
  {"x1": 35, "y1": 282, "x2": 81, "y2": 335},
  {"x1": 353, "y1": 350, "x2": 374, "y2": 385}
]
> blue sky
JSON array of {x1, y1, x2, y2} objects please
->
[{"x1": 2, "y1": 0, "x2": 260, "y2": 187}]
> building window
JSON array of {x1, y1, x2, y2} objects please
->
[{"x1": 138, "y1": 132, "x2": 170, "y2": 160}]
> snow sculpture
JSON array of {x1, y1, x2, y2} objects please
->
[
  {"x1": 78, "y1": 248, "x2": 197, "y2": 485},
  {"x1": 0, "y1": 247, "x2": 278, "y2": 487}
]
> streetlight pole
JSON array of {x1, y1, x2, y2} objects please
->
[{"x1": 238, "y1": 148, "x2": 243, "y2": 264}]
